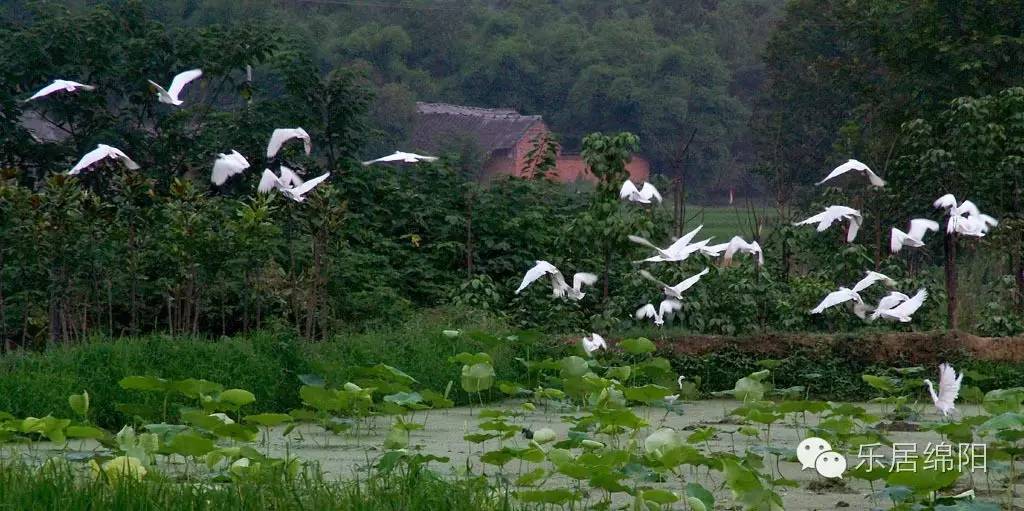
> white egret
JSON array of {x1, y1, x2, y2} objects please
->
[
  {"x1": 705, "y1": 236, "x2": 764, "y2": 265},
  {"x1": 851, "y1": 271, "x2": 896, "y2": 293},
  {"x1": 27, "y1": 79, "x2": 95, "y2": 101},
  {"x1": 210, "y1": 150, "x2": 250, "y2": 185},
  {"x1": 817, "y1": 159, "x2": 886, "y2": 187},
  {"x1": 68, "y1": 144, "x2": 140, "y2": 175},
  {"x1": 874, "y1": 291, "x2": 910, "y2": 313},
  {"x1": 582, "y1": 333, "x2": 607, "y2": 355},
  {"x1": 644, "y1": 238, "x2": 711, "y2": 263},
  {"x1": 629, "y1": 225, "x2": 704, "y2": 262},
  {"x1": 266, "y1": 128, "x2": 312, "y2": 158},
  {"x1": 280, "y1": 172, "x2": 330, "y2": 203},
  {"x1": 515, "y1": 261, "x2": 597, "y2": 301},
  {"x1": 890, "y1": 219, "x2": 940, "y2": 252},
  {"x1": 639, "y1": 267, "x2": 710, "y2": 299},
  {"x1": 953, "y1": 212, "x2": 998, "y2": 237},
  {"x1": 871, "y1": 288, "x2": 927, "y2": 322},
  {"x1": 794, "y1": 205, "x2": 863, "y2": 242},
  {"x1": 923, "y1": 363, "x2": 962, "y2": 417},
  {"x1": 362, "y1": 151, "x2": 438, "y2": 165},
  {"x1": 619, "y1": 179, "x2": 662, "y2": 204},
  {"x1": 934, "y1": 194, "x2": 998, "y2": 236},
  {"x1": 809, "y1": 287, "x2": 862, "y2": 314},
  {"x1": 635, "y1": 299, "x2": 682, "y2": 326},
  {"x1": 147, "y1": 69, "x2": 202, "y2": 106},
  {"x1": 257, "y1": 167, "x2": 304, "y2": 193}
]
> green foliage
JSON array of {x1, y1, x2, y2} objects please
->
[{"x1": 0, "y1": 462, "x2": 514, "y2": 511}]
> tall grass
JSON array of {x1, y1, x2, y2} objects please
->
[
  {"x1": 0, "y1": 461, "x2": 522, "y2": 511},
  {"x1": 0, "y1": 309, "x2": 553, "y2": 429}
]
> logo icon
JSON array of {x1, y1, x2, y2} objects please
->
[
  {"x1": 814, "y1": 450, "x2": 847, "y2": 478},
  {"x1": 797, "y1": 437, "x2": 846, "y2": 478}
]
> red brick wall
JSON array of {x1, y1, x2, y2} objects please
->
[
  {"x1": 552, "y1": 154, "x2": 650, "y2": 184},
  {"x1": 512, "y1": 122, "x2": 551, "y2": 178},
  {"x1": 479, "y1": 121, "x2": 651, "y2": 184}
]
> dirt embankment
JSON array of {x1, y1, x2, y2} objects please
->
[{"x1": 637, "y1": 331, "x2": 1024, "y2": 364}]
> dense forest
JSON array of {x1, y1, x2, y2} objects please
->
[
  {"x1": 0, "y1": 0, "x2": 1021, "y2": 348},
  {"x1": 3, "y1": 0, "x2": 785, "y2": 196}
]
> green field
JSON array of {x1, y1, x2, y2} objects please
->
[{"x1": 676, "y1": 205, "x2": 779, "y2": 241}]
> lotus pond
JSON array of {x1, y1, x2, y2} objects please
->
[{"x1": 1, "y1": 335, "x2": 1021, "y2": 511}]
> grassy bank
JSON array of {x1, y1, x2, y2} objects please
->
[
  {"x1": 4, "y1": 314, "x2": 1024, "y2": 428},
  {"x1": 0, "y1": 310, "x2": 549, "y2": 429},
  {"x1": 0, "y1": 462, "x2": 521, "y2": 511}
]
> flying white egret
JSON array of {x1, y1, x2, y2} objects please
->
[
  {"x1": 874, "y1": 291, "x2": 910, "y2": 313},
  {"x1": 705, "y1": 236, "x2": 764, "y2": 265},
  {"x1": 362, "y1": 151, "x2": 438, "y2": 165},
  {"x1": 934, "y1": 194, "x2": 998, "y2": 236},
  {"x1": 817, "y1": 159, "x2": 886, "y2": 187},
  {"x1": 629, "y1": 225, "x2": 704, "y2": 262},
  {"x1": 639, "y1": 267, "x2": 710, "y2": 299},
  {"x1": 871, "y1": 288, "x2": 927, "y2": 322},
  {"x1": 809, "y1": 287, "x2": 862, "y2": 314},
  {"x1": 890, "y1": 219, "x2": 940, "y2": 252},
  {"x1": 27, "y1": 79, "x2": 95, "y2": 101},
  {"x1": 266, "y1": 128, "x2": 312, "y2": 158},
  {"x1": 635, "y1": 299, "x2": 682, "y2": 326},
  {"x1": 147, "y1": 69, "x2": 202, "y2": 106},
  {"x1": 582, "y1": 333, "x2": 607, "y2": 355},
  {"x1": 280, "y1": 172, "x2": 330, "y2": 203},
  {"x1": 619, "y1": 179, "x2": 662, "y2": 204},
  {"x1": 210, "y1": 150, "x2": 250, "y2": 186},
  {"x1": 951, "y1": 210, "x2": 998, "y2": 237},
  {"x1": 68, "y1": 144, "x2": 140, "y2": 175},
  {"x1": 257, "y1": 167, "x2": 304, "y2": 193},
  {"x1": 923, "y1": 363, "x2": 962, "y2": 417},
  {"x1": 851, "y1": 271, "x2": 896, "y2": 293},
  {"x1": 644, "y1": 238, "x2": 711, "y2": 263},
  {"x1": 515, "y1": 261, "x2": 597, "y2": 301},
  {"x1": 794, "y1": 205, "x2": 863, "y2": 242}
]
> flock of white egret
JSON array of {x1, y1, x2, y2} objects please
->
[
  {"x1": 512, "y1": 158, "x2": 989, "y2": 416},
  {"x1": 28, "y1": 74, "x2": 979, "y2": 417},
  {"x1": 25, "y1": 72, "x2": 381, "y2": 202}
]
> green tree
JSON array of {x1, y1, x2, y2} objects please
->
[{"x1": 891, "y1": 88, "x2": 1024, "y2": 325}]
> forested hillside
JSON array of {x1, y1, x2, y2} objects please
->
[{"x1": 2, "y1": 0, "x2": 784, "y2": 195}]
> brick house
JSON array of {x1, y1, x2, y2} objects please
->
[{"x1": 409, "y1": 102, "x2": 649, "y2": 183}]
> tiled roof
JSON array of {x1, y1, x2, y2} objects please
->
[{"x1": 410, "y1": 102, "x2": 544, "y2": 154}]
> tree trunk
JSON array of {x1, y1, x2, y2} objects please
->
[
  {"x1": 48, "y1": 293, "x2": 61, "y2": 347},
  {"x1": 1014, "y1": 246, "x2": 1024, "y2": 313},
  {"x1": 0, "y1": 248, "x2": 6, "y2": 351},
  {"x1": 465, "y1": 189, "x2": 475, "y2": 277},
  {"x1": 944, "y1": 232, "x2": 959, "y2": 330},
  {"x1": 602, "y1": 243, "x2": 610, "y2": 301},
  {"x1": 48, "y1": 265, "x2": 64, "y2": 346},
  {"x1": 874, "y1": 215, "x2": 882, "y2": 270},
  {"x1": 129, "y1": 224, "x2": 138, "y2": 335},
  {"x1": 672, "y1": 177, "x2": 683, "y2": 237}
]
